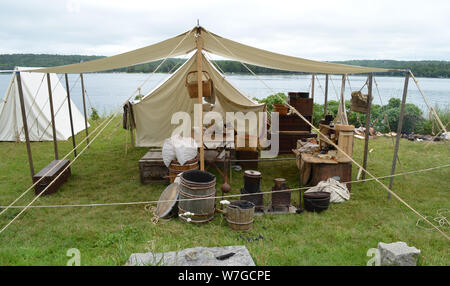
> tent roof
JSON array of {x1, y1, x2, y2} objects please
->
[{"x1": 24, "y1": 27, "x2": 400, "y2": 75}]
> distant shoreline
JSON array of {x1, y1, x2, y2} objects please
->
[{"x1": 1, "y1": 54, "x2": 449, "y2": 78}]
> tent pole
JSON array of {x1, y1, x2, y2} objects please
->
[
  {"x1": 16, "y1": 71, "x2": 35, "y2": 179},
  {"x1": 362, "y1": 73, "x2": 373, "y2": 180},
  {"x1": 64, "y1": 73, "x2": 77, "y2": 158},
  {"x1": 311, "y1": 74, "x2": 315, "y2": 100},
  {"x1": 196, "y1": 30, "x2": 205, "y2": 171},
  {"x1": 388, "y1": 72, "x2": 410, "y2": 199},
  {"x1": 324, "y1": 74, "x2": 329, "y2": 115},
  {"x1": 80, "y1": 73, "x2": 90, "y2": 147},
  {"x1": 46, "y1": 73, "x2": 58, "y2": 159}
]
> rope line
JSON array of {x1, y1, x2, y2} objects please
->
[
  {"x1": 0, "y1": 29, "x2": 195, "y2": 234},
  {"x1": 200, "y1": 32, "x2": 450, "y2": 240},
  {"x1": 0, "y1": 163, "x2": 448, "y2": 209}
]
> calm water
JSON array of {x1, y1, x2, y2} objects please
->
[{"x1": 1, "y1": 73, "x2": 449, "y2": 116}]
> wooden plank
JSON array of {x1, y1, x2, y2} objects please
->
[
  {"x1": 337, "y1": 131, "x2": 354, "y2": 162},
  {"x1": 362, "y1": 73, "x2": 373, "y2": 179},
  {"x1": 64, "y1": 74, "x2": 77, "y2": 158},
  {"x1": 388, "y1": 72, "x2": 410, "y2": 199},
  {"x1": 46, "y1": 73, "x2": 58, "y2": 159},
  {"x1": 16, "y1": 71, "x2": 35, "y2": 179}
]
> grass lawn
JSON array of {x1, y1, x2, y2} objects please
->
[{"x1": 0, "y1": 117, "x2": 449, "y2": 266}]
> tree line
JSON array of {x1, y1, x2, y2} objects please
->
[{"x1": 0, "y1": 54, "x2": 449, "y2": 78}]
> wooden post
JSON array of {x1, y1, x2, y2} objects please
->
[
  {"x1": 16, "y1": 71, "x2": 35, "y2": 179},
  {"x1": 47, "y1": 73, "x2": 58, "y2": 159},
  {"x1": 64, "y1": 74, "x2": 77, "y2": 157},
  {"x1": 388, "y1": 72, "x2": 410, "y2": 199},
  {"x1": 196, "y1": 28, "x2": 205, "y2": 171},
  {"x1": 324, "y1": 74, "x2": 329, "y2": 115},
  {"x1": 362, "y1": 73, "x2": 373, "y2": 180},
  {"x1": 79, "y1": 73, "x2": 89, "y2": 147},
  {"x1": 311, "y1": 74, "x2": 315, "y2": 100}
]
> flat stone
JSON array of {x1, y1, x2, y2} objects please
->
[
  {"x1": 126, "y1": 245, "x2": 255, "y2": 266},
  {"x1": 378, "y1": 241, "x2": 421, "y2": 266}
]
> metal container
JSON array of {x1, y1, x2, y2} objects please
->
[
  {"x1": 226, "y1": 200, "x2": 255, "y2": 232},
  {"x1": 241, "y1": 170, "x2": 263, "y2": 210},
  {"x1": 271, "y1": 178, "x2": 291, "y2": 211},
  {"x1": 178, "y1": 170, "x2": 216, "y2": 223}
]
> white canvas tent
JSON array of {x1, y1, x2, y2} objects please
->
[
  {"x1": 131, "y1": 52, "x2": 265, "y2": 147},
  {"x1": 0, "y1": 67, "x2": 88, "y2": 142}
]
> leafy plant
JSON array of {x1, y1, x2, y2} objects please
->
[
  {"x1": 253, "y1": 93, "x2": 287, "y2": 113},
  {"x1": 90, "y1": 107, "x2": 100, "y2": 121}
]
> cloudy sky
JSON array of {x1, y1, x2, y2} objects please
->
[{"x1": 1, "y1": 0, "x2": 449, "y2": 61}]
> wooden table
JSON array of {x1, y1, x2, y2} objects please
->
[{"x1": 293, "y1": 150, "x2": 352, "y2": 191}]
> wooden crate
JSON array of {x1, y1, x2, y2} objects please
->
[
  {"x1": 337, "y1": 131, "x2": 354, "y2": 162},
  {"x1": 33, "y1": 160, "x2": 71, "y2": 196},
  {"x1": 288, "y1": 98, "x2": 313, "y2": 116},
  {"x1": 308, "y1": 162, "x2": 352, "y2": 191},
  {"x1": 279, "y1": 115, "x2": 312, "y2": 132},
  {"x1": 279, "y1": 132, "x2": 317, "y2": 154},
  {"x1": 139, "y1": 149, "x2": 169, "y2": 184}
]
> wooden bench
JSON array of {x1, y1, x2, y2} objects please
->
[{"x1": 33, "y1": 160, "x2": 71, "y2": 195}]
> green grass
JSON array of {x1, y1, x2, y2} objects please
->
[{"x1": 0, "y1": 117, "x2": 449, "y2": 266}]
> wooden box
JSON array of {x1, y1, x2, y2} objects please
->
[
  {"x1": 139, "y1": 149, "x2": 169, "y2": 184},
  {"x1": 310, "y1": 162, "x2": 352, "y2": 191},
  {"x1": 279, "y1": 132, "x2": 317, "y2": 154},
  {"x1": 33, "y1": 160, "x2": 71, "y2": 196},
  {"x1": 337, "y1": 131, "x2": 354, "y2": 162},
  {"x1": 279, "y1": 115, "x2": 312, "y2": 132},
  {"x1": 288, "y1": 98, "x2": 313, "y2": 116},
  {"x1": 236, "y1": 150, "x2": 258, "y2": 170}
]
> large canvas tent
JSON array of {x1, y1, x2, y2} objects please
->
[
  {"x1": 131, "y1": 52, "x2": 265, "y2": 147},
  {"x1": 0, "y1": 67, "x2": 88, "y2": 142}
]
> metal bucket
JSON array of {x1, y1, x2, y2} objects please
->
[
  {"x1": 241, "y1": 170, "x2": 263, "y2": 210},
  {"x1": 226, "y1": 200, "x2": 255, "y2": 232},
  {"x1": 178, "y1": 170, "x2": 216, "y2": 223}
]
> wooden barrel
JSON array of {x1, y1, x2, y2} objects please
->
[
  {"x1": 226, "y1": 200, "x2": 255, "y2": 232},
  {"x1": 178, "y1": 170, "x2": 216, "y2": 223},
  {"x1": 168, "y1": 157, "x2": 199, "y2": 183}
]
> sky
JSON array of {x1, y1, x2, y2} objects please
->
[{"x1": 0, "y1": 0, "x2": 449, "y2": 61}]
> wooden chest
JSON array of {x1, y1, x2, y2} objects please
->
[
  {"x1": 288, "y1": 98, "x2": 313, "y2": 116},
  {"x1": 33, "y1": 160, "x2": 71, "y2": 196},
  {"x1": 236, "y1": 150, "x2": 259, "y2": 170},
  {"x1": 139, "y1": 149, "x2": 169, "y2": 184},
  {"x1": 279, "y1": 115, "x2": 312, "y2": 132},
  {"x1": 278, "y1": 132, "x2": 317, "y2": 154}
]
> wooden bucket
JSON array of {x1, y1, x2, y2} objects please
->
[
  {"x1": 178, "y1": 170, "x2": 216, "y2": 223},
  {"x1": 168, "y1": 157, "x2": 199, "y2": 183},
  {"x1": 186, "y1": 71, "x2": 212, "y2": 98},
  {"x1": 226, "y1": 200, "x2": 255, "y2": 232}
]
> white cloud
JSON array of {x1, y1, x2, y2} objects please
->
[{"x1": 0, "y1": 0, "x2": 448, "y2": 60}]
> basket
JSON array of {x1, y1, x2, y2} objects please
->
[
  {"x1": 350, "y1": 91, "x2": 372, "y2": 113},
  {"x1": 186, "y1": 71, "x2": 212, "y2": 98}
]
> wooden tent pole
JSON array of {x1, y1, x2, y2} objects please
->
[
  {"x1": 16, "y1": 71, "x2": 35, "y2": 179},
  {"x1": 79, "y1": 73, "x2": 90, "y2": 147},
  {"x1": 362, "y1": 73, "x2": 373, "y2": 180},
  {"x1": 196, "y1": 31, "x2": 205, "y2": 170},
  {"x1": 388, "y1": 72, "x2": 410, "y2": 199},
  {"x1": 324, "y1": 74, "x2": 329, "y2": 115},
  {"x1": 64, "y1": 74, "x2": 77, "y2": 157},
  {"x1": 46, "y1": 73, "x2": 58, "y2": 159}
]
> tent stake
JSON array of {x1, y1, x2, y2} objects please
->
[
  {"x1": 324, "y1": 74, "x2": 329, "y2": 115},
  {"x1": 80, "y1": 73, "x2": 90, "y2": 147},
  {"x1": 196, "y1": 30, "x2": 205, "y2": 171},
  {"x1": 64, "y1": 74, "x2": 77, "y2": 157},
  {"x1": 388, "y1": 72, "x2": 410, "y2": 199},
  {"x1": 16, "y1": 71, "x2": 35, "y2": 179},
  {"x1": 362, "y1": 73, "x2": 373, "y2": 180},
  {"x1": 46, "y1": 73, "x2": 58, "y2": 159}
]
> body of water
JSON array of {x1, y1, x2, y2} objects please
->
[{"x1": 1, "y1": 72, "x2": 448, "y2": 116}]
